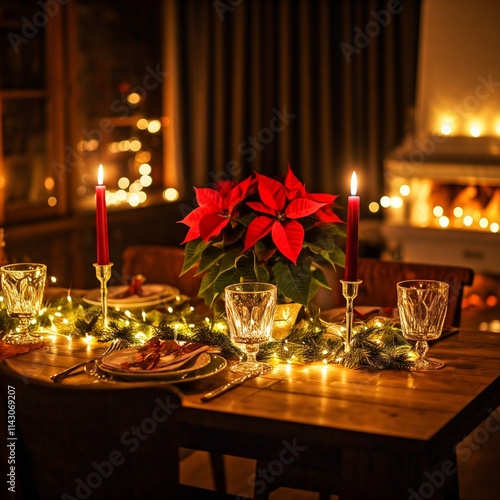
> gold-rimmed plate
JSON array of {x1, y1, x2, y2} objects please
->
[
  {"x1": 95, "y1": 353, "x2": 227, "y2": 383},
  {"x1": 320, "y1": 306, "x2": 386, "y2": 323},
  {"x1": 82, "y1": 284, "x2": 180, "y2": 308}
]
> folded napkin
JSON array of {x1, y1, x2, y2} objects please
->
[
  {"x1": 101, "y1": 340, "x2": 210, "y2": 372},
  {"x1": 113, "y1": 275, "x2": 147, "y2": 299}
]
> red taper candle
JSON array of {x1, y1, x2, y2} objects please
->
[
  {"x1": 344, "y1": 172, "x2": 359, "y2": 281},
  {"x1": 96, "y1": 164, "x2": 110, "y2": 265}
]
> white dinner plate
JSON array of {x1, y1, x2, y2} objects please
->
[
  {"x1": 95, "y1": 353, "x2": 227, "y2": 382},
  {"x1": 82, "y1": 284, "x2": 179, "y2": 308}
]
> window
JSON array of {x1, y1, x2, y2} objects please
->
[
  {"x1": 68, "y1": 0, "x2": 168, "y2": 211},
  {"x1": 0, "y1": 1, "x2": 65, "y2": 223}
]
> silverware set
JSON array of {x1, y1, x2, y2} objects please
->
[
  {"x1": 50, "y1": 338, "x2": 124, "y2": 383},
  {"x1": 51, "y1": 337, "x2": 271, "y2": 400},
  {"x1": 201, "y1": 364, "x2": 272, "y2": 402}
]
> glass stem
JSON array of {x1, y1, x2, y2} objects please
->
[
  {"x1": 415, "y1": 341, "x2": 429, "y2": 361},
  {"x1": 244, "y1": 343, "x2": 259, "y2": 363},
  {"x1": 18, "y1": 317, "x2": 31, "y2": 335}
]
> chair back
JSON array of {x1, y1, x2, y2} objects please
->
[
  {"x1": 314, "y1": 258, "x2": 474, "y2": 327},
  {"x1": 122, "y1": 245, "x2": 202, "y2": 298},
  {"x1": 0, "y1": 363, "x2": 182, "y2": 499}
]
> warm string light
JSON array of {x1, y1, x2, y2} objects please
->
[
  {"x1": 437, "y1": 116, "x2": 500, "y2": 137},
  {"x1": 77, "y1": 113, "x2": 178, "y2": 207},
  {"x1": 0, "y1": 278, "x2": 451, "y2": 371},
  {"x1": 372, "y1": 181, "x2": 499, "y2": 233}
]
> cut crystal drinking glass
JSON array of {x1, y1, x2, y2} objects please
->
[
  {"x1": 225, "y1": 282, "x2": 277, "y2": 374},
  {"x1": 1, "y1": 263, "x2": 47, "y2": 345},
  {"x1": 397, "y1": 279, "x2": 449, "y2": 370}
]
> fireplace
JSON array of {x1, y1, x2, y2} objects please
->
[
  {"x1": 383, "y1": 137, "x2": 500, "y2": 274},
  {"x1": 382, "y1": 0, "x2": 500, "y2": 276}
]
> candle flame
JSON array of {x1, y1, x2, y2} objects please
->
[
  {"x1": 350, "y1": 171, "x2": 358, "y2": 196},
  {"x1": 98, "y1": 164, "x2": 104, "y2": 185}
]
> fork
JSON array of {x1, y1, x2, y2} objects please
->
[{"x1": 50, "y1": 339, "x2": 124, "y2": 383}]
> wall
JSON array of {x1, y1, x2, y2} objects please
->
[
  {"x1": 416, "y1": 0, "x2": 500, "y2": 139},
  {"x1": 4, "y1": 202, "x2": 188, "y2": 290}
]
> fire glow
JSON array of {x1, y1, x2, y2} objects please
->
[{"x1": 375, "y1": 180, "x2": 500, "y2": 234}]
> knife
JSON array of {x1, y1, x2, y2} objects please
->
[{"x1": 201, "y1": 365, "x2": 272, "y2": 402}]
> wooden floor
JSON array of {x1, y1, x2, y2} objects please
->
[
  {"x1": 180, "y1": 410, "x2": 500, "y2": 499},
  {"x1": 180, "y1": 451, "x2": 327, "y2": 499}
]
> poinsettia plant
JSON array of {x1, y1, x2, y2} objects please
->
[{"x1": 179, "y1": 166, "x2": 345, "y2": 308}]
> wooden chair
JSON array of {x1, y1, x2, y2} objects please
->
[
  {"x1": 0, "y1": 363, "x2": 244, "y2": 500},
  {"x1": 121, "y1": 245, "x2": 202, "y2": 298},
  {"x1": 314, "y1": 258, "x2": 475, "y2": 327},
  {"x1": 121, "y1": 244, "x2": 226, "y2": 492}
]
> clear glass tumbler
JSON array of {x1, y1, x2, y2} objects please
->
[
  {"x1": 397, "y1": 279, "x2": 449, "y2": 370},
  {"x1": 225, "y1": 282, "x2": 277, "y2": 374},
  {"x1": 1, "y1": 263, "x2": 47, "y2": 345}
]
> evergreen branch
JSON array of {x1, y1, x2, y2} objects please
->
[{"x1": 0, "y1": 294, "x2": 416, "y2": 370}]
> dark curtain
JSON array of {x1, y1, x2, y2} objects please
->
[{"x1": 163, "y1": 0, "x2": 420, "y2": 213}]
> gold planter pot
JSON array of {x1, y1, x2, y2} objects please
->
[{"x1": 272, "y1": 302, "x2": 303, "y2": 340}]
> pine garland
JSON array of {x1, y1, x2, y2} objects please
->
[
  {"x1": 258, "y1": 318, "x2": 416, "y2": 370},
  {"x1": 0, "y1": 310, "x2": 16, "y2": 335},
  {"x1": 0, "y1": 295, "x2": 416, "y2": 370}
]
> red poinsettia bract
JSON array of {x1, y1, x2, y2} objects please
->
[
  {"x1": 244, "y1": 172, "x2": 328, "y2": 264},
  {"x1": 284, "y1": 165, "x2": 343, "y2": 224},
  {"x1": 179, "y1": 176, "x2": 253, "y2": 243}
]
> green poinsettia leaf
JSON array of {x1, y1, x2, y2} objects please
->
[
  {"x1": 303, "y1": 236, "x2": 345, "y2": 270},
  {"x1": 220, "y1": 245, "x2": 245, "y2": 273},
  {"x1": 306, "y1": 226, "x2": 342, "y2": 248},
  {"x1": 239, "y1": 250, "x2": 272, "y2": 282},
  {"x1": 318, "y1": 223, "x2": 346, "y2": 238},
  {"x1": 306, "y1": 267, "x2": 322, "y2": 298},
  {"x1": 197, "y1": 245, "x2": 224, "y2": 274},
  {"x1": 272, "y1": 258, "x2": 312, "y2": 306},
  {"x1": 198, "y1": 284, "x2": 217, "y2": 307},
  {"x1": 181, "y1": 239, "x2": 209, "y2": 274},
  {"x1": 253, "y1": 241, "x2": 276, "y2": 263},
  {"x1": 255, "y1": 262, "x2": 270, "y2": 282},
  {"x1": 237, "y1": 265, "x2": 258, "y2": 282},
  {"x1": 311, "y1": 267, "x2": 330, "y2": 289},
  {"x1": 197, "y1": 248, "x2": 249, "y2": 306},
  {"x1": 213, "y1": 268, "x2": 241, "y2": 295},
  {"x1": 318, "y1": 247, "x2": 345, "y2": 269},
  {"x1": 234, "y1": 212, "x2": 255, "y2": 227},
  {"x1": 198, "y1": 265, "x2": 220, "y2": 295},
  {"x1": 223, "y1": 221, "x2": 246, "y2": 246},
  {"x1": 308, "y1": 226, "x2": 344, "y2": 251},
  {"x1": 199, "y1": 269, "x2": 237, "y2": 307}
]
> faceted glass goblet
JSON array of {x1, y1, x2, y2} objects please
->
[
  {"x1": 1, "y1": 263, "x2": 47, "y2": 345},
  {"x1": 225, "y1": 282, "x2": 277, "y2": 374},
  {"x1": 397, "y1": 279, "x2": 449, "y2": 370}
]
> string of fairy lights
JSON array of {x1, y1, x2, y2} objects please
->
[{"x1": 0, "y1": 291, "x2": 417, "y2": 370}]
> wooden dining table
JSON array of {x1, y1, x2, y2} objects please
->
[{"x1": 3, "y1": 327, "x2": 500, "y2": 499}]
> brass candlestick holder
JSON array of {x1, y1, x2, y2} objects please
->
[
  {"x1": 340, "y1": 279, "x2": 362, "y2": 352},
  {"x1": 94, "y1": 263, "x2": 113, "y2": 329}
]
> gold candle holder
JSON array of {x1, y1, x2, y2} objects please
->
[
  {"x1": 340, "y1": 279, "x2": 362, "y2": 352},
  {"x1": 94, "y1": 263, "x2": 113, "y2": 329}
]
